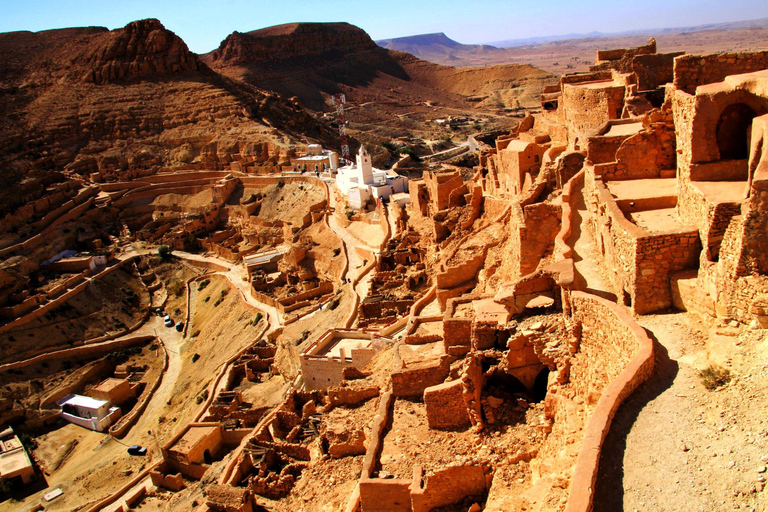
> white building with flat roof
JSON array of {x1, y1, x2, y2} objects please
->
[
  {"x1": 0, "y1": 427, "x2": 35, "y2": 486},
  {"x1": 58, "y1": 394, "x2": 122, "y2": 432},
  {"x1": 335, "y1": 146, "x2": 408, "y2": 209},
  {"x1": 291, "y1": 144, "x2": 339, "y2": 174}
]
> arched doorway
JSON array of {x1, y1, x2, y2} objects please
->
[
  {"x1": 487, "y1": 369, "x2": 527, "y2": 396},
  {"x1": 716, "y1": 103, "x2": 758, "y2": 160},
  {"x1": 203, "y1": 449, "x2": 212, "y2": 464},
  {"x1": 531, "y1": 368, "x2": 550, "y2": 403}
]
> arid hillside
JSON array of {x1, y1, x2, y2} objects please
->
[
  {"x1": 0, "y1": 19, "x2": 335, "y2": 216},
  {"x1": 202, "y1": 22, "x2": 555, "y2": 142}
]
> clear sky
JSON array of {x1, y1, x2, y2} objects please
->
[{"x1": 2, "y1": 0, "x2": 767, "y2": 53}]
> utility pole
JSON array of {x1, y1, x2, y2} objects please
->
[{"x1": 331, "y1": 93, "x2": 350, "y2": 165}]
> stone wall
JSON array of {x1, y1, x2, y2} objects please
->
[
  {"x1": 410, "y1": 465, "x2": 488, "y2": 512},
  {"x1": 673, "y1": 51, "x2": 768, "y2": 95},
  {"x1": 562, "y1": 83, "x2": 626, "y2": 147},
  {"x1": 391, "y1": 356, "x2": 451, "y2": 398},
  {"x1": 423, "y1": 380, "x2": 470, "y2": 429},
  {"x1": 632, "y1": 51, "x2": 684, "y2": 91},
  {"x1": 585, "y1": 172, "x2": 700, "y2": 314},
  {"x1": 562, "y1": 292, "x2": 655, "y2": 512}
]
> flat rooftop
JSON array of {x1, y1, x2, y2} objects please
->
[
  {"x1": 629, "y1": 207, "x2": 687, "y2": 232},
  {"x1": 605, "y1": 178, "x2": 677, "y2": 201},
  {"x1": 0, "y1": 446, "x2": 33, "y2": 478},
  {"x1": 316, "y1": 336, "x2": 372, "y2": 359},
  {"x1": 567, "y1": 79, "x2": 622, "y2": 90},
  {"x1": 604, "y1": 121, "x2": 643, "y2": 137},
  {"x1": 59, "y1": 394, "x2": 108, "y2": 409},
  {"x1": 693, "y1": 181, "x2": 747, "y2": 205},
  {"x1": 171, "y1": 425, "x2": 218, "y2": 455}
]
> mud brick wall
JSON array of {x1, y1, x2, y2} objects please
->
[
  {"x1": 436, "y1": 252, "x2": 486, "y2": 289},
  {"x1": 442, "y1": 316, "x2": 472, "y2": 356},
  {"x1": 150, "y1": 467, "x2": 184, "y2": 492},
  {"x1": 391, "y1": 356, "x2": 451, "y2": 397},
  {"x1": 423, "y1": 380, "x2": 470, "y2": 429},
  {"x1": 519, "y1": 202, "x2": 562, "y2": 276},
  {"x1": 563, "y1": 291, "x2": 655, "y2": 512},
  {"x1": 359, "y1": 479, "x2": 412, "y2": 512},
  {"x1": 562, "y1": 83, "x2": 625, "y2": 145},
  {"x1": 632, "y1": 52, "x2": 683, "y2": 90},
  {"x1": 424, "y1": 170, "x2": 464, "y2": 212},
  {"x1": 327, "y1": 385, "x2": 379, "y2": 407},
  {"x1": 410, "y1": 465, "x2": 487, "y2": 512},
  {"x1": 634, "y1": 231, "x2": 700, "y2": 315},
  {"x1": 673, "y1": 51, "x2": 768, "y2": 94}
]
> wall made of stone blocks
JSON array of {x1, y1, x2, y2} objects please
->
[
  {"x1": 359, "y1": 479, "x2": 412, "y2": 512},
  {"x1": 564, "y1": 291, "x2": 655, "y2": 512},
  {"x1": 633, "y1": 52, "x2": 683, "y2": 91},
  {"x1": 673, "y1": 51, "x2": 768, "y2": 95},
  {"x1": 634, "y1": 231, "x2": 701, "y2": 315},
  {"x1": 410, "y1": 465, "x2": 488, "y2": 512},
  {"x1": 391, "y1": 357, "x2": 451, "y2": 398},
  {"x1": 423, "y1": 380, "x2": 470, "y2": 430},
  {"x1": 562, "y1": 84, "x2": 625, "y2": 147}
]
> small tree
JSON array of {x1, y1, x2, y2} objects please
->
[{"x1": 158, "y1": 245, "x2": 172, "y2": 259}]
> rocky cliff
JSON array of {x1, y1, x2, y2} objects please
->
[
  {"x1": 202, "y1": 22, "x2": 411, "y2": 110},
  {"x1": 0, "y1": 19, "x2": 335, "y2": 217}
]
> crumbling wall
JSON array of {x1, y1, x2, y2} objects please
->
[
  {"x1": 410, "y1": 464, "x2": 488, "y2": 512},
  {"x1": 560, "y1": 291, "x2": 655, "y2": 512},
  {"x1": 423, "y1": 380, "x2": 470, "y2": 430},
  {"x1": 673, "y1": 51, "x2": 768, "y2": 95}
]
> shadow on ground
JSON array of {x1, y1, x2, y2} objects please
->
[{"x1": 592, "y1": 326, "x2": 678, "y2": 512}]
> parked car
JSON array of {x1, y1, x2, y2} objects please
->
[
  {"x1": 164, "y1": 315, "x2": 174, "y2": 327},
  {"x1": 127, "y1": 445, "x2": 147, "y2": 456},
  {"x1": 175, "y1": 321, "x2": 184, "y2": 332}
]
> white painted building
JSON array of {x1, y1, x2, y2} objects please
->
[
  {"x1": 335, "y1": 146, "x2": 409, "y2": 209},
  {"x1": 58, "y1": 394, "x2": 122, "y2": 432},
  {"x1": 291, "y1": 144, "x2": 339, "y2": 174}
]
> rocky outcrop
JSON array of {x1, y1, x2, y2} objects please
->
[
  {"x1": 203, "y1": 22, "x2": 410, "y2": 110},
  {"x1": 75, "y1": 19, "x2": 199, "y2": 84}
]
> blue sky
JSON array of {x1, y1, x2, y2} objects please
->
[{"x1": 1, "y1": 0, "x2": 767, "y2": 53}]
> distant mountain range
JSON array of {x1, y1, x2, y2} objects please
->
[
  {"x1": 485, "y1": 17, "x2": 768, "y2": 47},
  {"x1": 375, "y1": 32, "x2": 507, "y2": 66},
  {"x1": 377, "y1": 17, "x2": 768, "y2": 53}
]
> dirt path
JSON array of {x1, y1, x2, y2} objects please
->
[
  {"x1": 566, "y1": 183, "x2": 615, "y2": 301},
  {"x1": 594, "y1": 312, "x2": 768, "y2": 512},
  {"x1": 125, "y1": 317, "x2": 182, "y2": 447}
]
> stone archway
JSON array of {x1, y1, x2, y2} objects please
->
[{"x1": 716, "y1": 103, "x2": 758, "y2": 160}]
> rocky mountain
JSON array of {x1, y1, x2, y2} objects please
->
[
  {"x1": 376, "y1": 32, "x2": 506, "y2": 66},
  {"x1": 203, "y1": 22, "x2": 555, "y2": 114},
  {"x1": 202, "y1": 22, "x2": 413, "y2": 110},
  {"x1": 0, "y1": 19, "x2": 334, "y2": 216}
]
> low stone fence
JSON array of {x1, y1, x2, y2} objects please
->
[{"x1": 564, "y1": 291, "x2": 655, "y2": 512}]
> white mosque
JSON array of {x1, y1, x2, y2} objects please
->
[{"x1": 335, "y1": 146, "x2": 408, "y2": 209}]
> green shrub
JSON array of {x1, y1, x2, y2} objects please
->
[
  {"x1": 158, "y1": 245, "x2": 172, "y2": 259},
  {"x1": 699, "y1": 365, "x2": 731, "y2": 390},
  {"x1": 333, "y1": 248, "x2": 341, "y2": 257},
  {"x1": 197, "y1": 279, "x2": 210, "y2": 291}
]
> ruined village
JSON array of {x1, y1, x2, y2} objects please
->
[{"x1": 0, "y1": 14, "x2": 767, "y2": 512}]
